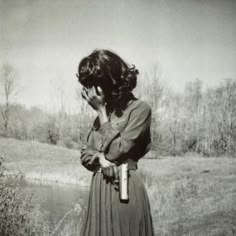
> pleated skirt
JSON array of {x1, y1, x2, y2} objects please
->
[{"x1": 80, "y1": 170, "x2": 154, "y2": 236}]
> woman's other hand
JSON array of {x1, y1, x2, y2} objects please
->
[{"x1": 81, "y1": 86, "x2": 105, "y2": 111}]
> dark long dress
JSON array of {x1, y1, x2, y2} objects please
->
[{"x1": 80, "y1": 94, "x2": 154, "y2": 236}]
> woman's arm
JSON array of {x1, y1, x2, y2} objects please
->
[
  {"x1": 80, "y1": 119, "x2": 115, "y2": 172},
  {"x1": 80, "y1": 144, "x2": 100, "y2": 171},
  {"x1": 98, "y1": 101, "x2": 152, "y2": 162},
  {"x1": 80, "y1": 86, "x2": 151, "y2": 166}
]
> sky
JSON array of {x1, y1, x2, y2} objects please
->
[{"x1": 0, "y1": 0, "x2": 236, "y2": 112}]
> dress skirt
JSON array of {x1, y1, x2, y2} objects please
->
[{"x1": 80, "y1": 169, "x2": 154, "y2": 236}]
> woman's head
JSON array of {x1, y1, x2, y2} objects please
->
[{"x1": 77, "y1": 49, "x2": 138, "y2": 108}]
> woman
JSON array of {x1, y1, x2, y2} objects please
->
[{"x1": 77, "y1": 49, "x2": 154, "y2": 236}]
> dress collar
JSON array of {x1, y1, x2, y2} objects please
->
[{"x1": 107, "y1": 93, "x2": 137, "y2": 118}]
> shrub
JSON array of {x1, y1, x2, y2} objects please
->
[{"x1": 0, "y1": 160, "x2": 48, "y2": 236}]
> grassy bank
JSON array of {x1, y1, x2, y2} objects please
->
[
  {"x1": 0, "y1": 137, "x2": 236, "y2": 235},
  {"x1": 0, "y1": 137, "x2": 90, "y2": 186},
  {"x1": 140, "y1": 158, "x2": 236, "y2": 235}
]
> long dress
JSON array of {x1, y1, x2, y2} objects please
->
[{"x1": 80, "y1": 93, "x2": 155, "y2": 236}]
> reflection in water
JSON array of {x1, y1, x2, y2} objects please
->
[{"x1": 7, "y1": 177, "x2": 89, "y2": 232}]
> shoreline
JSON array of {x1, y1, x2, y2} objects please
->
[{"x1": 5, "y1": 170, "x2": 91, "y2": 187}]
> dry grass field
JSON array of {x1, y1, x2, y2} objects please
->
[{"x1": 0, "y1": 137, "x2": 236, "y2": 236}]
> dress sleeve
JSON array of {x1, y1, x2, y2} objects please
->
[
  {"x1": 80, "y1": 125, "x2": 100, "y2": 172},
  {"x1": 98, "y1": 102, "x2": 152, "y2": 162}
]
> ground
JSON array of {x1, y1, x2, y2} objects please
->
[{"x1": 1, "y1": 137, "x2": 236, "y2": 236}]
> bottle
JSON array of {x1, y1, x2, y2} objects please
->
[{"x1": 119, "y1": 163, "x2": 129, "y2": 201}]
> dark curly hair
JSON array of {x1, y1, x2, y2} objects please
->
[{"x1": 77, "y1": 49, "x2": 139, "y2": 111}]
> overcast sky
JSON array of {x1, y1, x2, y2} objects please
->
[{"x1": 1, "y1": 0, "x2": 236, "y2": 112}]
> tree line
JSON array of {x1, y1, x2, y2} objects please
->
[{"x1": 0, "y1": 64, "x2": 235, "y2": 157}]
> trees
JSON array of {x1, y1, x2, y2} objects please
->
[
  {"x1": 76, "y1": 87, "x2": 95, "y2": 144},
  {"x1": 135, "y1": 65, "x2": 165, "y2": 150},
  {"x1": 0, "y1": 62, "x2": 235, "y2": 156},
  {"x1": 203, "y1": 79, "x2": 236, "y2": 155},
  {"x1": 183, "y1": 79, "x2": 203, "y2": 153},
  {"x1": 0, "y1": 64, "x2": 19, "y2": 137}
]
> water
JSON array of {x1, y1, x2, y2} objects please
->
[{"x1": 7, "y1": 177, "x2": 89, "y2": 232}]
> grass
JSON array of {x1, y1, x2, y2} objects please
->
[
  {"x1": 0, "y1": 137, "x2": 90, "y2": 186},
  {"x1": 139, "y1": 158, "x2": 236, "y2": 235},
  {"x1": 1, "y1": 137, "x2": 236, "y2": 236}
]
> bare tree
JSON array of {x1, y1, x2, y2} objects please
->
[
  {"x1": 75, "y1": 87, "x2": 95, "y2": 143},
  {"x1": 183, "y1": 78, "x2": 203, "y2": 152},
  {"x1": 0, "y1": 64, "x2": 19, "y2": 136}
]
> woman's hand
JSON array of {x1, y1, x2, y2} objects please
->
[
  {"x1": 81, "y1": 86, "x2": 105, "y2": 111},
  {"x1": 97, "y1": 152, "x2": 117, "y2": 178},
  {"x1": 81, "y1": 86, "x2": 109, "y2": 125}
]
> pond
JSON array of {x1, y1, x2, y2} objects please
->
[{"x1": 7, "y1": 177, "x2": 89, "y2": 233}]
